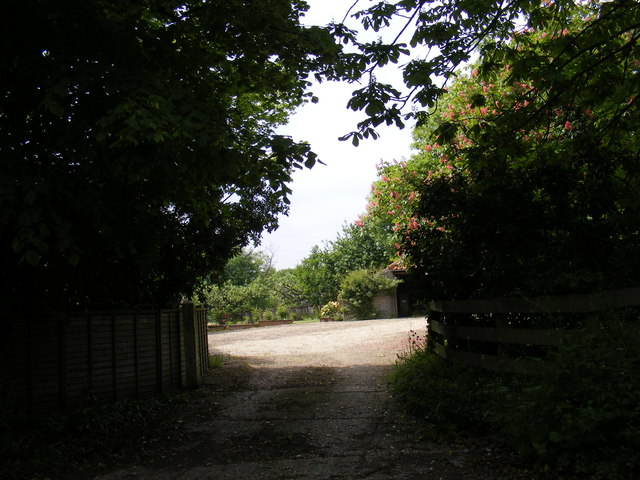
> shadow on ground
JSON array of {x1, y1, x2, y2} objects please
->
[{"x1": 92, "y1": 358, "x2": 536, "y2": 480}]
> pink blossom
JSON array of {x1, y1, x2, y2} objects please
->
[{"x1": 564, "y1": 121, "x2": 573, "y2": 130}]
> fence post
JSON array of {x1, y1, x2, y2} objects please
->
[{"x1": 182, "y1": 302, "x2": 200, "y2": 388}]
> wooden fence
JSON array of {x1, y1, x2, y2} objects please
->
[
  {"x1": 0, "y1": 303, "x2": 209, "y2": 414},
  {"x1": 428, "y1": 287, "x2": 640, "y2": 374}
]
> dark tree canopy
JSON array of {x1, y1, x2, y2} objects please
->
[
  {"x1": 1, "y1": 0, "x2": 346, "y2": 310},
  {"x1": 4, "y1": 0, "x2": 638, "y2": 310}
]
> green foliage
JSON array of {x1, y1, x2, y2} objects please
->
[
  {"x1": 389, "y1": 342, "x2": 502, "y2": 436},
  {"x1": 293, "y1": 221, "x2": 396, "y2": 309},
  {"x1": 341, "y1": 1, "x2": 640, "y2": 146},
  {"x1": 361, "y1": 6, "x2": 640, "y2": 300},
  {"x1": 499, "y1": 314, "x2": 640, "y2": 478},
  {"x1": 201, "y1": 280, "x2": 275, "y2": 324},
  {"x1": 0, "y1": 0, "x2": 348, "y2": 310},
  {"x1": 338, "y1": 269, "x2": 399, "y2": 319},
  {"x1": 222, "y1": 249, "x2": 272, "y2": 286},
  {"x1": 294, "y1": 245, "x2": 340, "y2": 310},
  {"x1": 208, "y1": 355, "x2": 224, "y2": 368},
  {"x1": 389, "y1": 313, "x2": 640, "y2": 479},
  {"x1": 199, "y1": 250, "x2": 301, "y2": 323},
  {"x1": 319, "y1": 301, "x2": 343, "y2": 320}
]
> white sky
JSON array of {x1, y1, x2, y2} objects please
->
[{"x1": 258, "y1": 0, "x2": 417, "y2": 269}]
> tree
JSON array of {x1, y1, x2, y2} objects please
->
[
  {"x1": 332, "y1": 221, "x2": 396, "y2": 273},
  {"x1": 339, "y1": 1, "x2": 640, "y2": 148},
  {"x1": 1, "y1": 0, "x2": 349, "y2": 310},
  {"x1": 361, "y1": 6, "x2": 640, "y2": 299},
  {"x1": 294, "y1": 245, "x2": 339, "y2": 310},
  {"x1": 293, "y1": 220, "x2": 395, "y2": 310},
  {"x1": 222, "y1": 249, "x2": 272, "y2": 287}
]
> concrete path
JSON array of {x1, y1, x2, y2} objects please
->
[{"x1": 94, "y1": 319, "x2": 525, "y2": 480}]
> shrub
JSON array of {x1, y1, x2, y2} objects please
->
[
  {"x1": 338, "y1": 269, "x2": 399, "y2": 319},
  {"x1": 320, "y1": 301, "x2": 343, "y2": 320},
  {"x1": 389, "y1": 344, "x2": 503, "y2": 436},
  {"x1": 499, "y1": 314, "x2": 640, "y2": 478},
  {"x1": 389, "y1": 311, "x2": 640, "y2": 479}
]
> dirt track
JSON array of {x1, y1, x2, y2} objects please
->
[{"x1": 95, "y1": 318, "x2": 531, "y2": 480}]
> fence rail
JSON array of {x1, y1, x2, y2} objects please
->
[
  {"x1": 428, "y1": 287, "x2": 640, "y2": 374},
  {"x1": 1, "y1": 304, "x2": 209, "y2": 414}
]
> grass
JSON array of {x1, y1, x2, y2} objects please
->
[
  {"x1": 208, "y1": 354, "x2": 224, "y2": 368},
  {"x1": 292, "y1": 317, "x2": 320, "y2": 324}
]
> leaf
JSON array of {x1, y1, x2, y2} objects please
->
[
  {"x1": 548, "y1": 431, "x2": 564, "y2": 443},
  {"x1": 25, "y1": 250, "x2": 41, "y2": 266}
]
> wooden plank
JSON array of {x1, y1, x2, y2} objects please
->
[
  {"x1": 430, "y1": 319, "x2": 563, "y2": 346},
  {"x1": 430, "y1": 287, "x2": 640, "y2": 314}
]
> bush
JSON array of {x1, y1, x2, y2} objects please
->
[
  {"x1": 500, "y1": 314, "x2": 640, "y2": 478},
  {"x1": 320, "y1": 301, "x2": 343, "y2": 320},
  {"x1": 389, "y1": 344, "x2": 503, "y2": 436},
  {"x1": 338, "y1": 269, "x2": 399, "y2": 319},
  {"x1": 389, "y1": 312, "x2": 640, "y2": 479}
]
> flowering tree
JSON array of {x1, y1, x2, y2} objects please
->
[{"x1": 361, "y1": 7, "x2": 640, "y2": 299}]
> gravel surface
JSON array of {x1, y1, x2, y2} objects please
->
[
  {"x1": 208, "y1": 317, "x2": 427, "y2": 367},
  {"x1": 94, "y1": 318, "x2": 536, "y2": 480}
]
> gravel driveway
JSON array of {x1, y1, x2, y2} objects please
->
[
  {"x1": 95, "y1": 318, "x2": 530, "y2": 480},
  {"x1": 209, "y1": 317, "x2": 426, "y2": 367}
]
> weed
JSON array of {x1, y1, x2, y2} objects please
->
[{"x1": 209, "y1": 354, "x2": 224, "y2": 368}]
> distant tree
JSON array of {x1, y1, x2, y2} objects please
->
[
  {"x1": 332, "y1": 222, "x2": 396, "y2": 274},
  {"x1": 294, "y1": 245, "x2": 339, "y2": 310},
  {"x1": 293, "y1": 220, "x2": 395, "y2": 309},
  {"x1": 0, "y1": 0, "x2": 349, "y2": 310},
  {"x1": 269, "y1": 269, "x2": 309, "y2": 310},
  {"x1": 223, "y1": 249, "x2": 272, "y2": 287}
]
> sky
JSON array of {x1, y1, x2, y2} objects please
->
[{"x1": 258, "y1": 1, "x2": 417, "y2": 269}]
